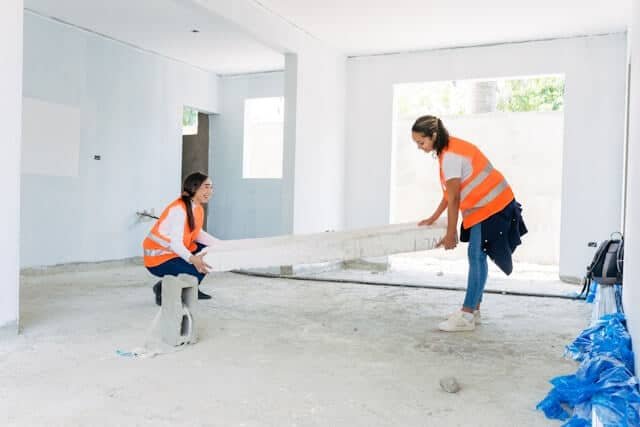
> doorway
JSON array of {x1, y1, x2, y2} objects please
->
[{"x1": 182, "y1": 109, "x2": 210, "y2": 228}]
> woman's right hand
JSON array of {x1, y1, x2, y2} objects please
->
[
  {"x1": 418, "y1": 215, "x2": 438, "y2": 226},
  {"x1": 189, "y1": 253, "x2": 212, "y2": 274}
]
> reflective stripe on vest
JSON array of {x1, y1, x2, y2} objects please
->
[
  {"x1": 460, "y1": 163, "x2": 494, "y2": 201},
  {"x1": 439, "y1": 137, "x2": 514, "y2": 228},
  {"x1": 142, "y1": 198, "x2": 204, "y2": 267},
  {"x1": 462, "y1": 179, "x2": 509, "y2": 219},
  {"x1": 144, "y1": 248, "x2": 173, "y2": 257},
  {"x1": 146, "y1": 232, "x2": 170, "y2": 248}
]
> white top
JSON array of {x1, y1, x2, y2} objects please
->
[
  {"x1": 158, "y1": 204, "x2": 218, "y2": 263},
  {"x1": 441, "y1": 152, "x2": 473, "y2": 182}
]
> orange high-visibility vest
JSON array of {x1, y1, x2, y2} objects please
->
[
  {"x1": 142, "y1": 198, "x2": 204, "y2": 267},
  {"x1": 439, "y1": 137, "x2": 514, "y2": 229}
]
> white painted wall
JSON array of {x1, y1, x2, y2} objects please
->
[
  {"x1": 0, "y1": 0, "x2": 23, "y2": 329},
  {"x1": 21, "y1": 13, "x2": 219, "y2": 267},
  {"x1": 210, "y1": 52, "x2": 348, "y2": 238},
  {"x1": 392, "y1": 112, "x2": 564, "y2": 265},
  {"x1": 210, "y1": 72, "x2": 289, "y2": 239},
  {"x1": 215, "y1": 52, "x2": 347, "y2": 239},
  {"x1": 185, "y1": 0, "x2": 348, "y2": 235},
  {"x1": 22, "y1": 97, "x2": 82, "y2": 177},
  {"x1": 290, "y1": 50, "x2": 347, "y2": 233},
  {"x1": 346, "y1": 34, "x2": 627, "y2": 280},
  {"x1": 624, "y1": 4, "x2": 640, "y2": 375},
  {"x1": 281, "y1": 54, "x2": 298, "y2": 235}
]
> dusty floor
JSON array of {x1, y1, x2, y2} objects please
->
[
  {"x1": 305, "y1": 254, "x2": 579, "y2": 297},
  {"x1": 1, "y1": 261, "x2": 589, "y2": 426}
]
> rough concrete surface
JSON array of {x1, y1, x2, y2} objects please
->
[
  {"x1": 313, "y1": 253, "x2": 580, "y2": 297},
  {"x1": 160, "y1": 274, "x2": 199, "y2": 346},
  {"x1": 201, "y1": 222, "x2": 447, "y2": 272},
  {"x1": 1, "y1": 263, "x2": 589, "y2": 426}
]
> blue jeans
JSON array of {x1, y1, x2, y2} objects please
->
[
  {"x1": 463, "y1": 223, "x2": 488, "y2": 311},
  {"x1": 146, "y1": 243, "x2": 206, "y2": 284}
]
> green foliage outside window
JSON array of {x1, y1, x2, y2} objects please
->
[
  {"x1": 183, "y1": 107, "x2": 198, "y2": 135},
  {"x1": 394, "y1": 75, "x2": 565, "y2": 121},
  {"x1": 497, "y1": 77, "x2": 565, "y2": 112}
]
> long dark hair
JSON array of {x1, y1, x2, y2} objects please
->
[
  {"x1": 411, "y1": 115, "x2": 450, "y2": 156},
  {"x1": 181, "y1": 172, "x2": 208, "y2": 231}
]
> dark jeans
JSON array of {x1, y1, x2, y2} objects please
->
[{"x1": 146, "y1": 243, "x2": 206, "y2": 285}]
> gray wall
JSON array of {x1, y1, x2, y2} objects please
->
[
  {"x1": 210, "y1": 72, "x2": 288, "y2": 239},
  {"x1": 21, "y1": 12, "x2": 219, "y2": 267}
]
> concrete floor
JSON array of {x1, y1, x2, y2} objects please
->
[
  {"x1": 307, "y1": 254, "x2": 579, "y2": 297},
  {"x1": 1, "y1": 262, "x2": 589, "y2": 426}
]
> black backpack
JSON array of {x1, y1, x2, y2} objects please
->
[{"x1": 580, "y1": 232, "x2": 624, "y2": 297}]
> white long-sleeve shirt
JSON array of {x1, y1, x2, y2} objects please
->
[{"x1": 157, "y1": 203, "x2": 218, "y2": 263}]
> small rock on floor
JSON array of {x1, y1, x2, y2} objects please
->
[{"x1": 439, "y1": 377, "x2": 461, "y2": 393}]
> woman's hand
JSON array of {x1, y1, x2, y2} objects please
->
[
  {"x1": 418, "y1": 215, "x2": 438, "y2": 226},
  {"x1": 438, "y1": 232, "x2": 458, "y2": 250},
  {"x1": 189, "y1": 253, "x2": 212, "y2": 274}
]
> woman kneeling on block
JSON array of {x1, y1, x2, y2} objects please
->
[
  {"x1": 412, "y1": 115, "x2": 527, "y2": 332},
  {"x1": 142, "y1": 172, "x2": 218, "y2": 306}
]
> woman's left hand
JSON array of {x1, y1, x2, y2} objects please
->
[
  {"x1": 190, "y1": 253, "x2": 212, "y2": 274},
  {"x1": 438, "y1": 232, "x2": 458, "y2": 250}
]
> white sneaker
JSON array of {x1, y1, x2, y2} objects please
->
[
  {"x1": 445, "y1": 310, "x2": 481, "y2": 324},
  {"x1": 439, "y1": 311, "x2": 476, "y2": 332}
]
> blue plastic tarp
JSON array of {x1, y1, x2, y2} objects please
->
[{"x1": 537, "y1": 314, "x2": 640, "y2": 426}]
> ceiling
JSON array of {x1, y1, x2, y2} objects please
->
[
  {"x1": 24, "y1": 0, "x2": 285, "y2": 75},
  {"x1": 24, "y1": 0, "x2": 632, "y2": 75},
  {"x1": 257, "y1": 0, "x2": 633, "y2": 56}
]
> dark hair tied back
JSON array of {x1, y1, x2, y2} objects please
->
[
  {"x1": 411, "y1": 115, "x2": 450, "y2": 156},
  {"x1": 181, "y1": 172, "x2": 208, "y2": 231}
]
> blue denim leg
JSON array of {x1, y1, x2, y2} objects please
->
[
  {"x1": 146, "y1": 243, "x2": 207, "y2": 283},
  {"x1": 463, "y1": 223, "x2": 489, "y2": 310}
]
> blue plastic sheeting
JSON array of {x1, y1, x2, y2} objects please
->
[
  {"x1": 614, "y1": 285, "x2": 624, "y2": 314},
  {"x1": 586, "y1": 281, "x2": 598, "y2": 303},
  {"x1": 537, "y1": 314, "x2": 640, "y2": 426},
  {"x1": 566, "y1": 315, "x2": 633, "y2": 364},
  {"x1": 586, "y1": 282, "x2": 623, "y2": 312}
]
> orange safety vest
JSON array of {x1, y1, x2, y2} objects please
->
[
  {"x1": 142, "y1": 198, "x2": 204, "y2": 267},
  {"x1": 438, "y1": 137, "x2": 514, "y2": 229}
]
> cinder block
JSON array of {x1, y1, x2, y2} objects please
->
[
  {"x1": 279, "y1": 265, "x2": 294, "y2": 276},
  {"x1": 159, "y1": 274, "x2": 198, "y2": 346}
]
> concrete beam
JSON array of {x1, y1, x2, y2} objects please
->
[{"x1": 203, "y1": 222, "x2": 447, "y2": 272}]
